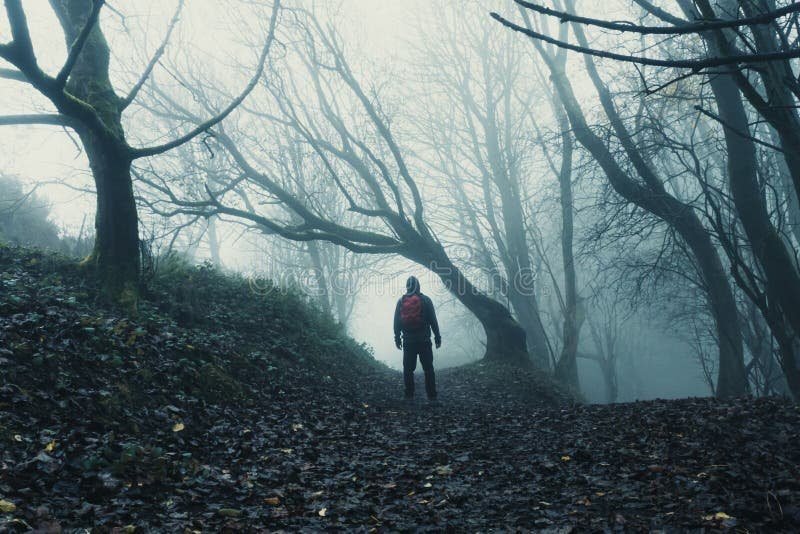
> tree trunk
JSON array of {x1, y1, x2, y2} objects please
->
[
  {"x1": 207, "y1": 216, "x2": 222, "y2": 268},
  {"x1": 773, "y1": 324, "x2": 800, "y2": 400},
  {"x1": 483, "y1": 119, "x2": 551, "y2": 368},
  {"x1": 333, "y1": 291, "x2": 349, "y2": 328},
  {"x1": 307, "y1": 240, "x2": 331, "y2": 316},
  {"x1": 767, "y1": 125, "x2": 800, "y2": 248},
  {"x1": 600, "y1": 360, "x2": 618, "y2": 404},
  {"x1": 411, "y1": 245, "x2": 530, "y2": 365},
  {"x1": 676, "y1": 215, "x2": 748, "y2": 397},
  {"x1": 498, "y1": 192, "x2": 552, "y2": 368},
  {"x1": 80, "y1": 132, "x2": 140, "y2": 306},
  {"x1": 553, "y1": 96, "x2": 581, "y2": 389},
  {"x1": 51, "y1": 0, "x2": 140, "y2": 305},
  {"x1": 705, "y1": 38, "x2": 800, "y2": 350},
  {"x1": 506, "y1": 287, "x2": 551, "y2": 368},
  {"x1": 539, "y1": 33, "x2": 747, "y2": 396}
]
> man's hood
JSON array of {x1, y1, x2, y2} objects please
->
[{"x1": 405, "y1": 275, "x2": 421, "y2": 294}]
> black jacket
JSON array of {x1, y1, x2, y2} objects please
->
[{"x1": 394, "y1": 291, "x2": 441, "y2": 344}]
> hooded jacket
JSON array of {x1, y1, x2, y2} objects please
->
[{"x1": 393, "y1": 276, "x2": 441, "y2": 345}]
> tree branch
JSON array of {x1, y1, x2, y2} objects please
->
[
  {"x1": 197, "y1": 182, "x2": 404, "y2": 254},
  {"x1": 0, "y1": 67, "x2": 27, "y2": 82},
  {"x1": 56, "y1": 0, "x2": 105, "y2": 88},
  {"x1": 129, "y1": 0, "x2": 280, "y2": 159},
  {"x1": 490, "y1": 12, "x2": 800, "y2": 70},
  {"x1": 514, "y1": 0, "x2": 800, "y2": 35},
  {"x1": 694, "y1": 105, "x2": 785, "y2": 153},
  {"x1": 0, "y1": 113, "x2": 79, "y2": 129},
  {"x1": 2, "y1": 0, "x2": 36, "y2": 68},
  {"x1": 121, "y1": 0, "x2": 184, "y2": 110},
  {"x1": 1, "y1": 2, "x2": 121, "y2": 141},
  {"x1": 631, "y1": 0, "x2": 687, "y2": 26},
  {"x1": 312, "y1": 22, "x2": 429, "y2": 234}
]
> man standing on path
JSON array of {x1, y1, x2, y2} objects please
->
[{"x1": 394, "y1": 276, "x2": 441, "y2": 401}]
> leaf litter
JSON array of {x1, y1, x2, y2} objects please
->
[{"x1": 0, "y1": 247, "x2": 799, "y2": 531}]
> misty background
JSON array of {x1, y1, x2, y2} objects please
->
[{"x1": 5, "y1": 0, "x2": 782, "y2": 403}]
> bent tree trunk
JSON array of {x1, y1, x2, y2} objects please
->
[{"x1": 410, "y1": 244, "x2": 529, "y2": 365}]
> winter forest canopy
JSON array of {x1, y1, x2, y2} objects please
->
[{"x1": 2, "y1": 0, "x2": 800, "y2": 529}]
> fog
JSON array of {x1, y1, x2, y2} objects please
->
[{"x1": 2, "y1": 0, "x2": 797, "y2": 402}]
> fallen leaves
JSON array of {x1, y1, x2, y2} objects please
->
[
  {"x1": 703, "y1": 511, "x2": 738, "y2": 528},
  {"x1": 0, "y1": 500, "x2": 16, "y2": 513},
  {"x1": 434, "y1": 465, "x2": 453, "y2": 476},
  {"x1": 703, "y1": 511, "x2": 733, "y2": 521},
  {"x1": 1, "y1": 247, "x2": 799, "y2": 532},
  {"x1": 217, "y1": 508, "x2": 242, "y2": 518}
]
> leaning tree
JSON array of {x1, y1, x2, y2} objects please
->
[
  {"x1": 493, "y1": 0, "x2": 800, "y2": 395},
  {"x1": 142, "y1": 10, "x2": 533, "y2": 365},
  {"x1": 493, "y1": 0, "x2": 749, "y2": 396}
]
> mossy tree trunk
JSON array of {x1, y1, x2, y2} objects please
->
[
  {"x1": 80, "y1": 134, "x2": 140, "y2": 304},
  {"x1": 49, "y1": 0, "x2": 140, "y2": 304}
]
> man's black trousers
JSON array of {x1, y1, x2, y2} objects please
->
[{"x1": 403, "y1": 340, "x2": 437, "y2": 399}]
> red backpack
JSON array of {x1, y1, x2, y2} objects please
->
[{"x1": 400, "y1": 294, "x2": 424, "y2": 329}]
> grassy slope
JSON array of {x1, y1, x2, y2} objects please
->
[
  {"x1": 0, "y1": 246, "x2": 396, "y2": 527},
  {"x1": 0, "y1": 245, "x2": 391, "y2": 413}
]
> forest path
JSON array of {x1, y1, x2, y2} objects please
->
[
  {"x1": 294, "y1": 377, "x2": 798, "y2": 531},
  {"x1": 4, "y1": 359, "x2": 799, "y2": 531}
]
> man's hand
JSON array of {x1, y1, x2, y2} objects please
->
[
  {"x1": 435, "y1": 336, "x2": 442, "y2": 349},
  {"x1": 395, "y1": 337, "x2": 402, "y2": 350}
]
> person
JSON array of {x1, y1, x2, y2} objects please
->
[{"x1": 393, "y1": 276, "x2": 441, "y2": 401}]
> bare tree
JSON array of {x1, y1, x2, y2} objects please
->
[
  {"x1": 500, "y1": 0, "x2": 749, "y2": 396},
  {"x1": 0, "y1": 0, "x2": 279, "y2": 305},
  {"x1": 144, "y1": 11, "x2": 533, "y2": 364},
  {"x1": 414, "y1": 2, "x2": 553, "y2": 368}
]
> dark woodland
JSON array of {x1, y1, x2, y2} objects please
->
[{"x1": 1, "y1": 0, "x2": 800, "y2": 531}]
